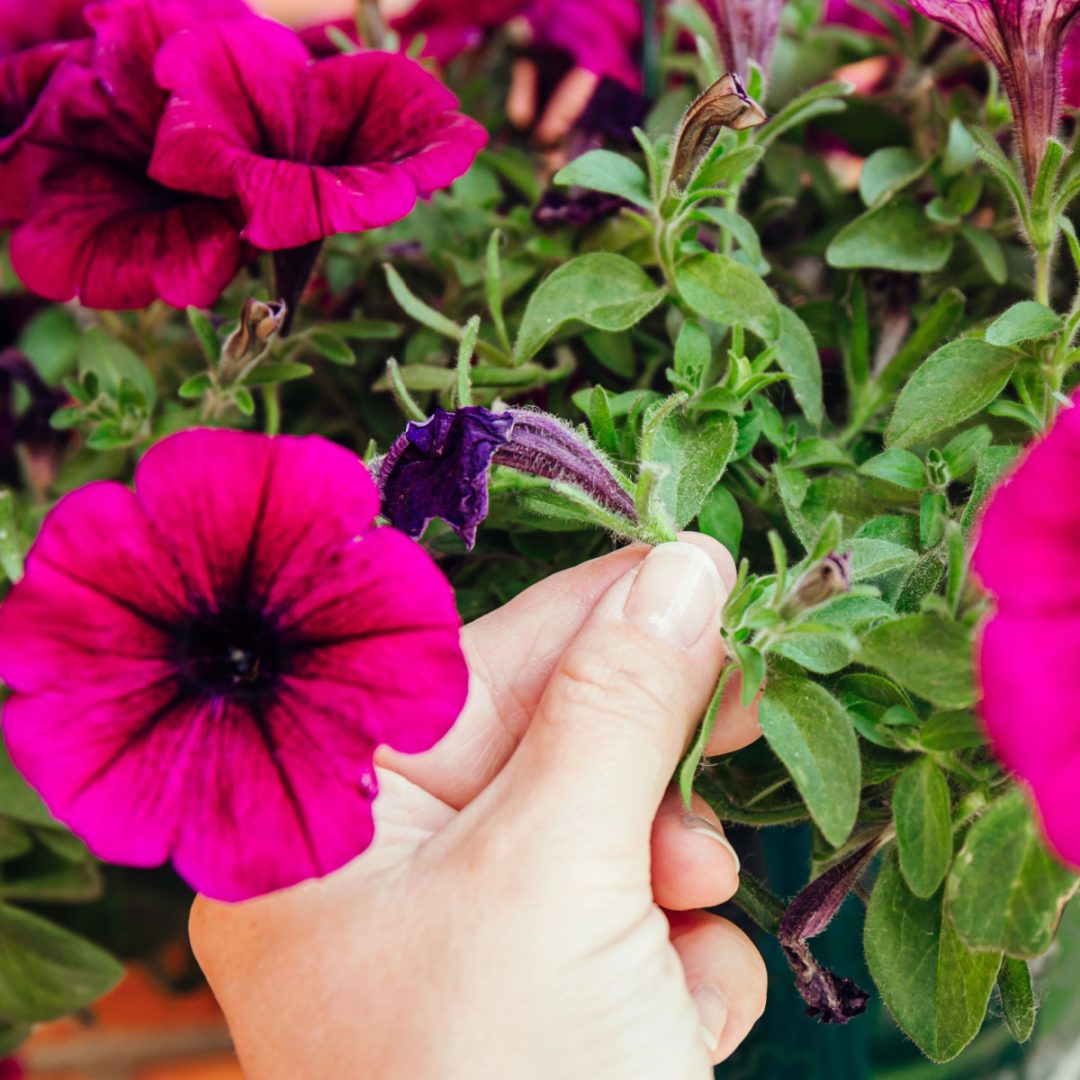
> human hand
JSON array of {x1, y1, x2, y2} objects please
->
[{"x1": 190, "y1": 536, "x2": 767, "y2": 1079}]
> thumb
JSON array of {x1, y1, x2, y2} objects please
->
[{"x1": 491, "y1": 537, "x2": 732, "y2": 847}]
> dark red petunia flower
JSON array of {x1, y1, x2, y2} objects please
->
[
  {"x1": 0, "y1": 41, "x2": 73, "y2": 228},
  {"x1": 0, "y1": 428, "x2": 469, "y2": 902},
  {"x1": 149, "y1": 15, "x2": 488, "y2": 252},
  {"x1": 8, "y1": 0, "x2": 249, "y2": 310}
]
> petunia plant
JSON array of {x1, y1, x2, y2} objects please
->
[{"x1": 4, "y1": 0, "x2": 1080, "y2": 1072}]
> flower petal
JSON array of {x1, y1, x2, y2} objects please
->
[
  {"x1": 972, "y1": 402, "x2": 1080, "y2": 615},
  {"x1": 133, "y1": 429, "x2": 379, "y2": 614},
  {"x1": 978, "y1": 611, "x2": 1080, "y2": 866},
  {"x1": 169, "y1": 696, "x2": 377, "y2": 901},
  {"x1": 0, "y1": 482, "x2": 188, "y2": 694}
]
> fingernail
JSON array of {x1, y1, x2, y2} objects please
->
[
  {"x1": 683, "y1": 813, "x2": 741, "y2": 874},
  {"x1": 692, "y1": 984, "x2": 729, "y2": 1054},
  {"x1": 624, "y1": 542, "x2": 724, "y2": 649}
]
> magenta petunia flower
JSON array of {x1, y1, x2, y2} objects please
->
[
  {"x1": 149, "y1": 15, "x2": 487, "y2": 252},
  {"x1": 0, "y1": 0, "x2": 89, "y2": 55},
  {"x1": 8, "y1": 0, "x2": 249, "y2": 310},
  {"x1": 823, "y1": 0, "x2": 911, "y2": 36},
  {"x1": 1064, "y1": 26, "x2": 1080, "y2": 108},
  {"x1": 389, "y1": 0, "x2": 641, "y2": 90},
  {"x1": 971, "y1": 395, "x2": 1080, "y2": 869},
  {"x1": 698, "y1": 0, "x2": 785, "y2": 80},
  {"x1": 910, "y1": 0, "x2": 1080, "y2": 185},
  {"x1": 0, "y1": 429, "x2": 469, "y2": 902}
]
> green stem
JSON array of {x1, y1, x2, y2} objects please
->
[
  {"x1": 732, "y1": 872, "x2": 786, "y2": 938},
  {"x1": 1035, "y1": 245, "x2": 1052, "y2": 307}
]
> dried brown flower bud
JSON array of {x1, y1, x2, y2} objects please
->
[
  {"x1": 669, "y1": 73, "x2": 767, "y2": 188},
  {"x1": 783, "y1": 550, "x2": 852, "y2": 616},
  {"x1": 220, "y1": 299, "x2": 287, "y2": 382}
]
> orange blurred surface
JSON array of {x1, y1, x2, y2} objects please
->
[{"x1": 16, "y1": 965, "x2": 243, "y2": 1080}]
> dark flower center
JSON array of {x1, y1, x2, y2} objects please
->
[{"x1": 175, "y1": 607, "x2": 283, "y2": 698}]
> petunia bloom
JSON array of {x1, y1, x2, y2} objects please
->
[
  {"x1": 377, "y1": 406, "x2": 637, "y2": 547},
  {"x1": 823, "y1": 0, "x2": 910, "y2": 37},
  {"x1": 150, "y1": 15, "x2": 487, "y2": 252},
  {"x1": 697, "y1": 0, "x2": 785, "y2": 80},
  {"x1": 0, "y1": 0, "x2": 89, "y2": 55},
  {"x1": 0, "y1": 428, "x2": 469, "y2": 901},
  {"x1": 8, "y1": 0, "x2": 249, "y2": 310},
  {"x1": 910, "y1": 0, "x2": 1080, "y2": 186},
  {"x1": 971, "y1": 393, "x2": 1080, "y2": 869},
  {"x1": 389, "y1": 0, "x2": 642, "y2": 90}
]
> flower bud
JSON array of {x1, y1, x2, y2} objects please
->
[
  {"x1": 669, "y1": 73, "x2": 767, "y2": 187},
  {"x1": 779, "y1": 837, "x2": 881, "y2": 1024},
  {"x1": 220, "y1": 299, "x2": 287, "y2": 383},
  {"x1": 376, "y1": 405, "x2": 636, "y2": 548},
  {"x1": 782, "y1": 550, "x2": 852, "y2": 617}
]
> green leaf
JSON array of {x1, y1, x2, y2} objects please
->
[
  {"x1": 850, "y1": 538, "x2": 919, "y2": 581},
  {"x1": 941, "y1": 425, "x2": 993, "y2": 480},
  {"x1": 759, "y1": 678, "x2": 860, "y2": 847},
  {"x1": 943, "y1": 119, "x2": 978, "y2": 177},
  {"x1": 186, "y1": 306, "x2": 221, "y2": 363},
  {"x1": 985, "y1": 301, "x2": 1063, "y2": 347},
  {"x1": 961, "y1": 446, "x2": 1020, "y2": 534},
  {"x1": 0, "y1": 746, "x2": 57, "y2": 826},
  {"x1": 18, "y1": 306, "x2": 81, "y2": 382},
  {"x1": 772, "y1": 631, "x2": 855, "y2": 675},
  {"x1": 960, "y1": 225, "x2": 1008, "y2": 284},
  {"x1": 178, "y1": 373, "x2": 213, "y2": 399},
  {"x1": 232, "y1": 386, "x2": 255, "y2": 416},
  {"x1": 306, "y1": 329, "x2": 356, "y2": 366},
  {"x1": 919, "y1": 710, "x2": 984, "y2": 751},
  {"x1": 865, "y1": 853, "x2": 1000, "y2": 1063},
  {"x1": 691, "y1": 145, "x2": 764, "y2": 190},
  {"x1": 691, "y1": 207, "x2": 767, "y2": 274},
  {"x1": 775, "y1": 307, "x2": 823, "y2": 427},
  {"x1": 756, "y1": 80, "x2": 852, "y2": 147},
  {"x1": 384, "y1": 263, "x2": 462, "y2": 340},
  {"x1": 698, "y1": 484, "x2": 743, "y2": 557},
  {"x1": 997, "y1": 958, "x2": 1036, "y2": 1044},
  {"x1": 515, "y1": 254, "x2": 666, "y2": 363},
  {"x1": 894, "y1": 757, "x2": 953, "y2": 898},
  {"x1": 0, "y1": 819, "x2": 32, "y2": 861},
  {"x1": 859, "y1": 615, "x2": 974, "y2": 708},
  {"x1": 827, "y1": 199, "x2": 953, "y2": 273},
  {"x1": 886, "y1": 339, "x2": 1019, "y2": 448},
  {"x1": 0, "y1": 902, "x2": 123, "y2": 1022},
  {"x1": 78, "y1": 327, "x2": 156, "y2": 410},
  {"x1": 946, "y1": 789, "x2": 1078, "y2": 958},
  {"x1": 553, "y1": 150, "x2": 653, "y2": 208},
  {"x1": 243, "y1": 362, "x2": 314, "y2": 386},
  {"x1": 647, "y1": 410, "x2": 738, "y2": 529},
  {"x1": 859, "y1": 448, "x2": 925, "y2": 490},
  {"x1": 674, "y1": 319, "x2": 712, "y2": 390},
  {"x1": 859, "y1": 147, "x2": 927, "y2": 208},
  {"x1": 676, "y1": 253, "x2": 780, "y2": 342}
]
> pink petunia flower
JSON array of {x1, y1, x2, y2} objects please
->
[
  {"x1": 8, "y1": 0, "x2": 250, "y2": 310},
  {"x1": 971, "y1": 395, "x2": 1080, "y2": 869},
  {"x1": 910, "y1": 0, "x2": 1080, "y2": 186},
  {"x1": 0, "y1": 428, "x2": 469, "y2": 902},
  {"x1": 388, "y1": 0, "x2": 642, "y2": 90},
  {"x1": 149, "y1": 15, "x2": 488, "y2": 252},
  {"x1": 697, "y1": 0, "x2": 785, "y2": 80}
]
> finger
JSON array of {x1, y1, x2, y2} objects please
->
[
  {"x1": 669, "y1": 910, "x2": 768, "y2": 1066},
  {"x1": 705, "y1": 673, "x2": 762, "y2": 756},
  {"x1": 534, "y1": 67, "x2": 600, "y2": 145},
  {"x1": 507, "y1": 58, "x2": 540, "y2": 129},
  {"x1": 380, "y1": 535, "x2": 737, "y2": 810},
  {"x1": 491, "y1": 538, "x2": 732, "y2": 849},
  {"x1": 651, "y1": 789, "x2": 740, "y2": 911}
]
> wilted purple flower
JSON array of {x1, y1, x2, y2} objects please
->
[
  {"x1": 377, "y1": 406, "x2": 637, "y2": 547},
  {"x1": 779, "y1": 838, "x2": 879, "y2": 1024},
  {"x1": 911, "y1": 0, "x2": 1080, "y2": 186},
  {"x1": 698, "y1": 0, "x2": 786, "y2": 80}
]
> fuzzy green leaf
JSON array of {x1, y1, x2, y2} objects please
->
[
  {"x1": 554, "y1": 150, "x2": 653, "y2": 208},
  {"x1": 894, "y1": 757, "x2": 953, "y2": 898},
  {"x1": 676, "y1": 253, "x2": 780, "y2": 342},
  {"x1": 827, "y1": 199, "x2": 953, "y2": 273}
]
